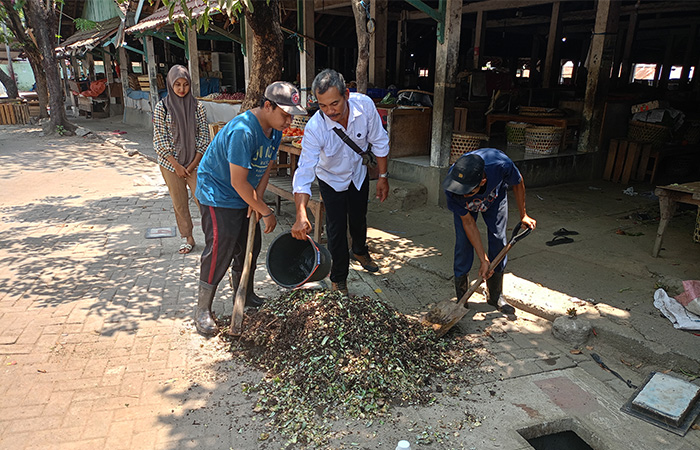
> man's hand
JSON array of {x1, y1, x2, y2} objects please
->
[
  {"x1": 479, "y1": 258, "x2": 492, "y2": 280},
  {"x1": 521, "y1": 214, "x2": 537, "y2": 230},
  {"x1": 375, "y1": 178, "x2": 389, "y2": 202},
  {"x1": 261, "y1": 214, "x2": 277, "y2": 234},
  {"x1": 291, "y1": 218, "x2": 311, "y2": 240},
  {"x1": 174, "y1": 163, "x2": 189, "y2": 178},
  {"x1": 186, "y1": 162, "x2": 198, "y2": 175}
]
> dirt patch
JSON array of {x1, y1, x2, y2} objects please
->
[{"x1": 216, "y1": 289, "x2": 486, "y2": 447}]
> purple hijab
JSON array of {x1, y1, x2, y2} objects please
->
[{"x1": 163, "y1": 65, "x2": 197, "y2": 166}]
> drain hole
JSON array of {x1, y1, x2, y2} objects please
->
[{"x1": 526, "y1": 430, "x2": 594, "y2": 450}]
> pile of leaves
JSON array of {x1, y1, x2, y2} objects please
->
[{"x1": 221, "y1": 290, "x2": 483, "y2": 446}]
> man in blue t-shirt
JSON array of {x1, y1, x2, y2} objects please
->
[
  {"x1": 193, "y1": 82, "x2": 306, "y2": 337},
  {"x1": 443, "y1": 149, "x2": 536, "y2": 314}
]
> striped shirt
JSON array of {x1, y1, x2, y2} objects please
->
[{"x1": 153, "y1": 100, "x2": 210, "y2": 172}]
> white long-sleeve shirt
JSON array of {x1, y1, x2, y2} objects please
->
[{"x1": 292, "y1": 93, "x2": 390, "y2": 195}]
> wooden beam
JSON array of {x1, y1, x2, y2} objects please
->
[
  {"x1": 542, "y1": 1, "x2": 561, "y2": 88},
  {"x1": 619, "y1": 8, "x2": 638, "y2": 84},
  {"x1": 369, "y1": 0, "x2": 387, "y2": 88},
  {"x1": 430, "y1": 0, "x2": 462, "y2": 174},
  {"x1": 395, "y1": 10, "x2": 406, "y2": 86},
  {"x1": 299, "y1": 0, "x2": 315, "y2": 105},
  {"x1": 659, "y1": 35, "x2": 674, "y2": 89},
  {"x1": 187, "y1": 27, "x2": 201, "y2": 97},
  {"x1": 473, "y1": 9, "x2": 486, "y2": 70},
  {"x1": 145, "y1": 36, "x2": 160, "y2": 114},
  {"x1": 104, "y1": 51, "x2": 115, "y2": 104},
  {"x1": 118, "y1": 46, "x2": 130, "y2": 105},
  {"x1": 578, "y1": 0, "x2": 620, "y2": 154},
  {"x1": 680, "y1": 24, "x2": 697, "y2": 85},
  {"x1": 85, "y1": 53, "x2": 95, "y2": 81}
]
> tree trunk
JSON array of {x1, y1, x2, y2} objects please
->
[
  {"x1": 26, "y1": 0, "x2": 75, "y2": 134},
  {"x1": 351, "y1": 0, "x2": 370, "y2": 94},
  {"x1": 0, "y1": 67, "x2": 19, "y2": 98},
  {"x1": 0, "y1": 0, "x2": 49, "y2": 118},
  {"x1": 28, "y1": 58, "x2": 50, "y2": 118},
  {"x1": 241, "y1": 0, "x2": 283, "y2": 112}
]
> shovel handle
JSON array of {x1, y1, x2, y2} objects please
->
[{"x1": 455, "y1": 222, "x2": 532, "y2": 308}]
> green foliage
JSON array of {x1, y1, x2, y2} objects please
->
[
  {"x1": 56, "y1": 125, "x2": 66, "y2": 136},
  {"x1": 74, "y1": 18, "x2": 97, "y2": 31}
]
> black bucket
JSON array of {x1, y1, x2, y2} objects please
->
[{"x1": 266, "y1": 232, "x2": 332, "y2": 288}]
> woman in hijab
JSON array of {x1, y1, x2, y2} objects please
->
[{"x1": 153, "y1": 65, "x2": 210, "y2": 253}]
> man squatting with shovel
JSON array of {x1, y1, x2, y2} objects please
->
[
  {"x1": 442, "y1": 149, "x2": 537, "y2": 314},
  {"x1": 193, "y1": 82, "x2": 307, "y2": 336},
  {"x1": 291, "y1": 69, "x2": 390, "y2": 296}
]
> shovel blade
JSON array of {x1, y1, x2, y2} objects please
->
[{"x1": 420, "y1": 299, "x2": 470, "y2": 337}]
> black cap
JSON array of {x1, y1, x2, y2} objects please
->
[{"x1": 442, "y1": 153, "x2": 485, "y2": 195}]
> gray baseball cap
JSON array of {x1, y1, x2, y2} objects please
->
[{"x1": 264, "y1": 81, "x2": 307, "y2": 115}]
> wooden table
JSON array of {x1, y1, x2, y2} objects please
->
[
  {"x1": 486, "y1": 113, "x2": 582, "y2": 150},
  {"x1": 268, "y1": 143, "x2": 326, "y2": 243},
  {"x1": 652, "y1": 181, "x2": 700, "y2": 257}
]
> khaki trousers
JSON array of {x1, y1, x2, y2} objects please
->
[{"x1": 160, "y1": 165, "x2": 199, "y2": 238}]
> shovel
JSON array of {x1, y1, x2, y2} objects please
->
[
  {"x1": 421, "y1": 222, "x2": 532, "y2": 337},
  {"x1": 229, "y1": 211, "x2": 258, "y2": 337}
]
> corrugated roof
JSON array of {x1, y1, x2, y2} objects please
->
[
  {"x1": 57, "y1": 16, "x2": 122, "y2": 54},
  {"x1": 126, "y1": 0, "x2": 212, "y2": 34}
]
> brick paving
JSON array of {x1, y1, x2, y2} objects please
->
[{"x1": 1, "y1": 123, "x2": 699, "y2": 450}]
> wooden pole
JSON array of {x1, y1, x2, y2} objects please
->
[
  {"x1": 473, "y1": 9, "x2": 486, "y2": 70},
  {"x1": 369, "y1": 0, "x2": 387, "y2": 88},
  {"x1": 430, "y1": 0, "x2": 463, "y2": 178},
  {"x1": 619, "y1": 9, "x2": 638, "y2": 85},
  {"x1": 680, "y1": 24, "x2": 697, "y2": 87},
  {"x1": 578, "y1": 0, "x2": 620, "y2": 154},
  {"x1": 145, "y1": 36, "x2": 160, "y2": 114},
  {"x1": 543, "y1": 1, "x2": 562, "y2": 88},
  {"x1": 659, "y1": 35, "x2": 674, "y2": 90},
  {"x1": 104, "y1": 51, "x2": 115, "y2": 104},
  {"x1": 395, "y1": 10, "x2": 406, "y2": 86},
  {"x1": 299, "y1": 0, "x2": 315, "y2": 105}
]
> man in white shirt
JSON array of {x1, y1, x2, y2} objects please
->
[{"x1": 291, "y1": 69, "x2": 390, "y2": 295}]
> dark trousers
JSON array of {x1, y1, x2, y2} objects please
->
[
  {"x1": 453, "y1": 198, "x2": 508, "y2": 278},
  {"x1": 199, "y1": 205, "x2": 261, "y2": 287},
  {"x1": 318, "y1": 175, "x2": 370, "y2": 283}
]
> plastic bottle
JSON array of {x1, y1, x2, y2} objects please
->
[{"x1": 395, "y1": 440, "x2": 411, "y2": 450}]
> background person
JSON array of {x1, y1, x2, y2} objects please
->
[
  {"x1": 291, "y1": 69, "x2": 390, "y2": 296},
  {"x1": 193, "y1": 82, "x2": 306, "y2": 336},
  {"x1": 442, "y1": 149, "x2": 536, "y2": 313},
  {"x1": 153, "y1": 65, "x2": 210, "y2": 254}
]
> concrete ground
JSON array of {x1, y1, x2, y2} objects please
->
[{"x1": 0, "y1": 118, "x2": 699, "y2": 450}]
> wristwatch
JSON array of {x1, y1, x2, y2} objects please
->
[{"x1": 378, "y1": 172, "x2": 389, "y2": 179}]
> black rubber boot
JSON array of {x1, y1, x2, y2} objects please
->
[
  {"x1": 455, "y1": 274, "x2": 469, "y2": 308},
  {"x1": 194, "y1": 281, "x2": 218, "y2": 336},
  {"x1": 231, "y1": 271, "x2": 266, "y2": 308},
  {"x1": 486, "y1": 272, "x2": 515, "y2": 315}
]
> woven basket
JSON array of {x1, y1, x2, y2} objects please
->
[
  {"x1": 683, "y1": 120, "x2": 700, "y2": 145},
  {"x1": 291, "y1": 115, "x2": 311, "y2": 129},
  {"x1": 519, "y1": 106, "x2": 565, "y2": 118},
  {"x1": 449, "y1": 133, "x2": 488, "y2": 164},
  {"x1": 627, "y1": 120, "x2": 670, "y2": 149},
  {"x1": 505, "y1": 122, "x2": 527, "y2": 146},
  {"x1": 524, "y1": 126, "x2": 564, "y2": 155}
]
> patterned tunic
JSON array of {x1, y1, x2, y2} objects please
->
[{"x1": 153, "y1": 100, "x2": 209, "y2": 172}]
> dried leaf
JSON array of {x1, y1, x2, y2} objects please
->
[{"x1": 570, "y1": 349, "x2": 582, "y2": 354}]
